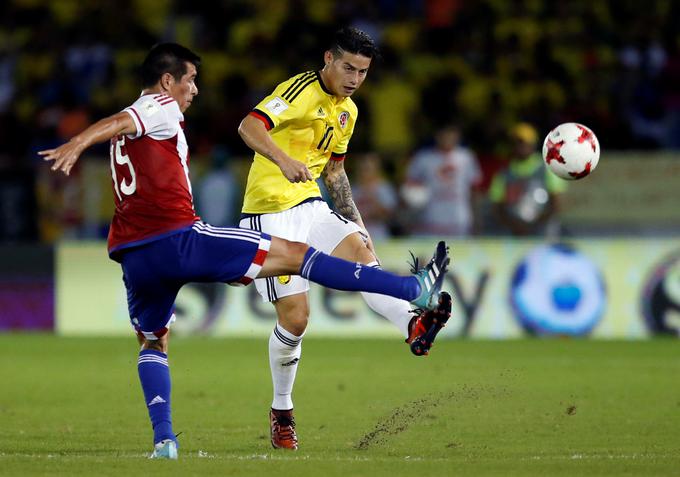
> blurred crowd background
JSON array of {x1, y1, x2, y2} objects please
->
[{"x1": 1, "y1": 0, "x2": 679, "y2": 243}]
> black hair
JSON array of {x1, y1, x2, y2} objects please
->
[
  {"x1": 330, "y1": 27, "x2": 380, "y2": 59},
  {"x1": 141, "y1": 43, "x2": 201, "y2": 88}
]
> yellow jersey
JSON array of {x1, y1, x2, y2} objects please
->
[{"x1": 242, "y1": 71, "x2": 358, "y2": 214}]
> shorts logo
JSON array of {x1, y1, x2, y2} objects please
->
[
  {"x1": 338, "y1": 111, "x2": 350, "y2": 128},
  {"x1": 278, "y1": 275, "x2": 292, "y2": 285},
  {"x1": 354, "y1": 263, "x2": 362, "y2": 279},
  {"x1": 264, "y1": 97, "x2": 289, "y2": 116}
]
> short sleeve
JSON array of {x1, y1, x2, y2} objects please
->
[
  {"x1": 331, "y1": 122, "x2": 355, "y2": 161},
  {"x1": 249, "y1": 75, "x2": 311, "y2": 130},
  {"x1": 124, "y1": 94, "x2": 179, "y2": 140},
  {"x1": 377, "y1": 182, "x2": 397, "y2": 209}
]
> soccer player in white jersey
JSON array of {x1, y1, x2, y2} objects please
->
[
  {"x1": 238, "y1": 27, "x2": 454, "y2": 450},
  {"x1": 40, "y1": 43, "x2": 449, "y2": 459}
]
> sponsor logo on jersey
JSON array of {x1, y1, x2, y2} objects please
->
[
  {"x1": 141, "y1": 100, "x2": 160, "y2": 117},
  {"x1": 317, "y1": 107, "x2": 326, "y2": 117},
  {"x1": 278, "y1": 275, "x2": 292, "y2": 285},
  {"x1": 264, "y1": 97, "x2": 289, "y2": 116},
  {"x1": 338, "y1": 111, "x2": 350, "y2": 128}
]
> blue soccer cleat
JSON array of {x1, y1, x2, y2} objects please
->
[
  {"x1": 149, "y1": 439, "x2": 178, "y2": 460},
  {"x1": 409, "y1": 241, "x2": 450, "y2": 310}
]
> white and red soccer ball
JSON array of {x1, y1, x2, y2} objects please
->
[{"x1": 542, "y1": 123, "x2": 600, "y2": 180}]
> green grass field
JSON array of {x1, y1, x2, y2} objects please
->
[{"x1": 1, "y1": 335, "x2": 679, "y2": 476}]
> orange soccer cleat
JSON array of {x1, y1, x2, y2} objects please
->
[
  {"x1": 406, "y1": 291, "x2": 453, "y2": 356},
  {"x1": 269, "y1": 408, "x2": 298, "y2": 450}
]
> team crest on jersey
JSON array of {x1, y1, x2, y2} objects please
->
[
  {"x1": 278, "y1": 275, "x2": 291, "y2": 285},
  {"x1": 338, "y1": 111, "x2": 350, "y2": 128},
  {"x1": 264, "y1": 97, "x2": 289, "y2": 116}
]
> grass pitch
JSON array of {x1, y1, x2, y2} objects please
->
[{"x1": 1, "y1": 335, "x2": 679, "y2": 476}]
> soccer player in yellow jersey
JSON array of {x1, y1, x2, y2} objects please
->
[{"x1": 238, "y1": 27, "x2": 453, "y2": 450}]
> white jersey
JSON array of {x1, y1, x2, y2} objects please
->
[{"x1": 406, "y1": 146, "x2": 481, "y2": 236}]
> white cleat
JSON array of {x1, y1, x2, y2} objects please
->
[{"x1": 149, "y1": 439, "x2": 178, "y2": 460}]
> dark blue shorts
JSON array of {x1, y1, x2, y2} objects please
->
[{"x1": 120, "y1": 223, "x2": 271, "y2": 339}]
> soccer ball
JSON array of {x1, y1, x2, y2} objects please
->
[{"x1": 542, "y1": 123, "x2": 600, "y2": 180}]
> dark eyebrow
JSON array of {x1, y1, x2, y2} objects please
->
[{"x1": 344, "y1": 62, "x2": 369, "y2": 72}]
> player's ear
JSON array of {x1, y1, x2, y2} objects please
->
[
  {"x1": 323, "y1": 51, "x2": 333, "y2": 67},
  {"x1": 160, "y1": 72, "x2": 174, "y2": 91}
]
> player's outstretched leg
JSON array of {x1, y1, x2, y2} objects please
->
[
  {"x1": 294, "y1": 241, "x2": 450, "y2": 307},
  {"x1": 406, "y1": 291, "x2": 453, "y2": 356}
]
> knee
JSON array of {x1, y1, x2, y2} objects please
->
[
  {"x1": 142, "y1": 335, "x2": 168, "y2": 354},
  {"x1": 283, "y1": 320, "x2": 308, "y2": 337},
  {"x1": 284, "y1": 314, "x2": 309, "y2": 336},
  {"x1": 269, "y1": 238, "x2": 309, "y2": 272},
  {"x1": 286, "y1": 241, "x2": 309, "y2": 267},
  {"x1": 276, "y1": 301, "x2": 309, "y2": 336},
  {"x1": 355, "y1": 244, "x2": 376, "y2": 264}
]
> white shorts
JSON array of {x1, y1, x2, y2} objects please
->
[{"x1": 239, "y1": 199, "x2": 362, "y2": 302}]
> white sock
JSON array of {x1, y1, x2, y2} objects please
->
[
  {"x1": 269, "y1": 323, "x2": 303, "y2": 410},
  {"x1": 361, "y1": 261, "x2": 413, "y2": 338}
]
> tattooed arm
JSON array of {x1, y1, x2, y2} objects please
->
[
  {"x1": 321, "y1": 159, "x2": 375, "y2": 253},
  {"x1": 321, "y1": 159, "x2": 361, "y2": 222}
]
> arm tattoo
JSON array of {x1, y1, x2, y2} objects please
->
[{"x1": 321, "y1": 160, "x2": 361, "y2": 222}]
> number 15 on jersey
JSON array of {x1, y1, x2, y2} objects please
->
[{"x1": 110, "y1": 135, "x2": 137, "y2": 200}]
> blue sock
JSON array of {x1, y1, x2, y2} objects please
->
[
  {"x1": 299, "y1": 247, "x2": 421, "y2": 301},
  {"x1": 138, "y1": 349, "x2": 175, "y2": 444}
]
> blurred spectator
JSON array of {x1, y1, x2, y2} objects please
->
[
  {"x1": 1, "y1": 0, "x2": 678, "y2": 244},
  {"x1": 619, "y1": 30, "x2": 669, "y2": 148},
  {"x1": 0, "y1": 48, "x2": 16, "y2": 113},
  {"x1": 0, "y1": 169, "x2": 38, "y2": 241},
  {"x1": 350, "y1": 152, "x2": 397, "y2": 240},
  {"x1": 196, "y1": 147, "x2": 239, "y2": 227},
  {"x1": 401, "y1": 124, "x2": 481, "y2": 237},
  {"x1": 63, "y1": 34, "x2": 114, "y2": 104},
  {"x1": 488, "y1": 123, "x2": 566, "y2": 237}
]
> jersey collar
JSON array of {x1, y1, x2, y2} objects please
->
[{"x1": 316, "y1": 71, "x2": 333, "y2": 96}]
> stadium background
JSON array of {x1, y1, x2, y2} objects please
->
[{"x1": 1, "y1": 0, "x2": 680, "y2": 339}]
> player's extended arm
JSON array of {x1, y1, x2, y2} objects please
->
[
  {"x1": 39, "y1": 111, "x2": 137, "y2": 176},
  {"x1": 238, "y1": 115, "x2": 313, "y2": 183}
]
